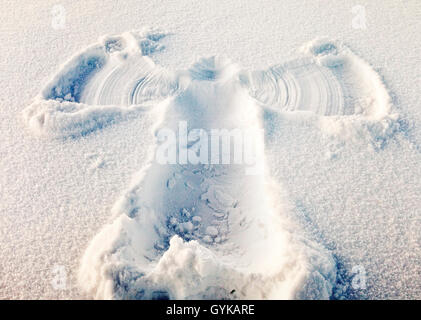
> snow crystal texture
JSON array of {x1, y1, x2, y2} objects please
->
[{"x1": 2, "y1": 0, "x2": 419, "y2": 300}]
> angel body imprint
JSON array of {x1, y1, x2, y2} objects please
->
[{"x1": 24, "y1": 30, "x2": 395, "y2": 299}]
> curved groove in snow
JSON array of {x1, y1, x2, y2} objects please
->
[{"x1": 240, "y1": 57, "x2": 345, "y2": 116}]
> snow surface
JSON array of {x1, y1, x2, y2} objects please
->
[{"x1": 0, "y1": 0, "x2": 420, "y2": 299}]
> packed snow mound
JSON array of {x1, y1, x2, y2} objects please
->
[
  {"x1": 22, "y1": 30, "x2": 399, "y2": 299},
  {"x1": 189, "y1": 56, "x2": 241, "y2": 82}
]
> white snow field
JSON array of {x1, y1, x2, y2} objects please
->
[{"x1": 0, "y1": 1, "x2": 420, "y2": 299}]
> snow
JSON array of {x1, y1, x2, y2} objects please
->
[
  {"x1": 71, "y1": 47, "x2": 336, "y2": 299},
  {"x1": 0, "y1": 0, "x2": 420, "y2": 299}
]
